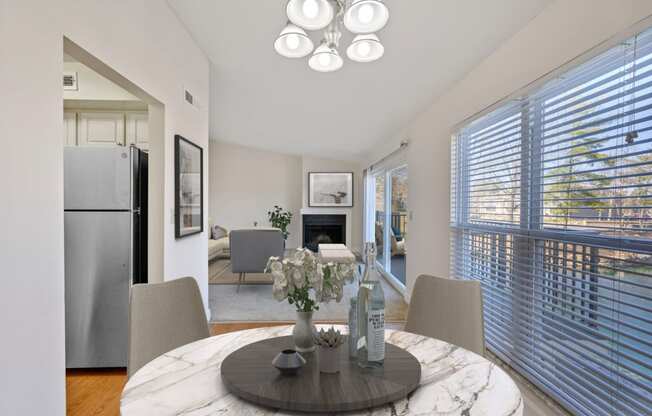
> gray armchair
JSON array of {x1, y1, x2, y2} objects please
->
[{"x1": 229, "y1": 229, "x2": 284, "y2": 292}]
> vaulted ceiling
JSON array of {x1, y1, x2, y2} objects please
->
[{"x1": 168, "y1": 0, "x2": 550, "y2": 160}]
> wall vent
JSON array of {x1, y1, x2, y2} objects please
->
[
  {"x1": 184, "y1": 89, "x2": 194, "y2": 105},
  {"x1": 63, "y1": 71, "x2": 78, "y2": 90},
  {"x1": 183, "y1": 86, "x2": 200, "y2": 109}
]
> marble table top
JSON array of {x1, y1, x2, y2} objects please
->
[{"x1": 121, "y1": 325, "x2": 523, "y2": 415}]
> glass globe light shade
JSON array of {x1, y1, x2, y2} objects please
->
[
  {"x1": 302, "y1": 0, "x2": 319, "y2": 18},
  {"x1": 309, "y1": 42, "x2": 343, "y2": 72},
  {"x1": 274, "y1": 23, "x2": 314, "y2": 58},
  {"x1": 346, "y1": 34, "x2": 384, "y2": 62},
  {"x1": 356, "y1": 40, "x2": 371, "y2": 57},
  {"x1": 286, "y1": 0, "x2": 334, "y2": 31},
  {"x1": 343, "y1": 0, "x2": 389, "y2": 34}
]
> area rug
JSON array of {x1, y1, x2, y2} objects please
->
[
  {"x1": 209, "y1": 258, "x2": 273, "y2": 285},
  {"x1": 209, "y1": 275, "x2": 408, "y2": 322}
]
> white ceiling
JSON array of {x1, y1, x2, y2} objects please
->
[{"x1": 168, "y1": 0, "x2": 550, "y2": 160}]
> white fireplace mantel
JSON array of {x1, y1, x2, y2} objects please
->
[{"x1": 299, "y1": 208, "x2": 352, "y2": 249}]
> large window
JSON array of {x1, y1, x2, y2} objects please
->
[{"x1": 451, "y1": 28, "x2": 652, "y2": 416}]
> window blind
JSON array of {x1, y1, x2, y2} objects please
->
[{"x1": 451, "y1": 27, "x2": 652, "y2": 416}]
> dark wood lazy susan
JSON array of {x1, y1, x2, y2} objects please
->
[{"x1": 220, "y1": 335, "x2": 421, "y2": 413}]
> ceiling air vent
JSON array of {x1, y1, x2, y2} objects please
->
[{"x1": 63, "y1": 71, "x2": 78, "y2": 91}]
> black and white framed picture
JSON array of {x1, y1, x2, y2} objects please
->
[
  {"x1": 175, "y1": 135, "x2": 203, "y2": 238},
  {"x1": 308, "y1": 172, "x2": 354, "y2": 207}
]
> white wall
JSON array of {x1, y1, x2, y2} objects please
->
[
  {"x1": 365, "y1": 0, "x2": 652, "y2": 302},
  {"x1": 0, "y1": 2, "x2": 66, "y2": 414},
  {"x1": 0, "y1": 1, "x2": 209, "y2": 414},
  {"x1": 208, "y1": 142, "x2": 364, "y2": 252},
  {"x1": 301, "y1": 156, "x2": 364, "y2": 253},
  {"x1": 209, "y1": 142, "x2": 302, "y2": 248},
  {"x1": 64, "y1": 61, "x2": 139, "y2": 101}
]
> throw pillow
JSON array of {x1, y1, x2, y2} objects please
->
[{"x1": 212, "y1": 225, "x2": 228, "y2": 240}]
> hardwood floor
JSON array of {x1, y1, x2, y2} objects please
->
[
  {"x1": 66, "y1": 368, "x2": 126, "y2": 416},
  {"x1": 65, "y1": 322, "x2": 293, "y2": 416}
]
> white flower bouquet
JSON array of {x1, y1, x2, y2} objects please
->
[{"x1": 266, "y1": 248, "x2": 356, "y2": 312}]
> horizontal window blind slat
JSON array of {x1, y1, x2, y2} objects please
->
[
  {"x1": 541, "y1": 132, "x2": 652, "y2": 166},
  {"x1": 475, "y1": 278, "x2": 652, "y2": 377},
  {"x1": 541, "y1": 113, "x2": 652, "y2": 151},
  {"x1": 543, "y1": 95, "x2": 652, "y2": 139},
  {"x1": 461, "y1": 261, "x2": 652, "y2": 351},
  {"x1": 457, "y1": 235, "x2": 652, "y2": 297},
  {"x1": 542, "y1": 67, "x2": 652, "y2": 120},
  {"x1": 468, "y1": 128, "x2": 522, "y2": 152},
  {"x1": 480, "y1": 303, "x2": 652, "y2": 387},
  {"x1": 482, "y1": 306, "x2": 652, "y2": 405}
]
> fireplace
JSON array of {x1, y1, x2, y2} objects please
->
[{"x1": 302, "y1": 214, "x2": 346, "y2": 252}]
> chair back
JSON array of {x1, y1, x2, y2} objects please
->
[
  {"x1": 230, "y1": 229, "x2": 284, "y2": 273},
  {"x1": 405, "y1": 274, "x2": 485, "y2": 356},
  {"x1": 128, "y1": 277, "x2": 209, "y2": 377}
]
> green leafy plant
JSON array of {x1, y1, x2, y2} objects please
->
[{"x1": 268, "y1": 205, "x2": 293, "y2": 240}]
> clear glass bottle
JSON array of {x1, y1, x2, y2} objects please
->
[
  {"x1": 348, "y1": 297, "x2": 358, "y2": 358},
  {"x1": 356, "y1": 242, "x2": 385, "y2": 368}
]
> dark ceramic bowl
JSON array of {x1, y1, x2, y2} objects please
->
[{"x1": 272, "y1": 349, "x2": 307, "y2": 375}]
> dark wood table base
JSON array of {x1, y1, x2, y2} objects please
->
[{"x1": 220, "y1": 335, "x2": 421, "y2": 413}]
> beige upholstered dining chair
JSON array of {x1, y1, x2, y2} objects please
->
[
  {"x1": 404, "y1": 274, "x2": 485, "y2": 356},
  {"x1": 128, "y1": 277, "x2": 210, "y2": 377}
]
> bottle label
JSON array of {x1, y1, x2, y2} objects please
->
[{"x1": 366, "y1": 309, "x2": 385, "y2": 361}]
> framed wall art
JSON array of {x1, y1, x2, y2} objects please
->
[
  {"x1": 308, "y1": 172, "x2": 354, "y2": 208},
  {"x1": 175, "y1": 134, "x2": 203, "y2": 238}
]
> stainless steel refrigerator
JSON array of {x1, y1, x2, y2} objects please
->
[{"x1": 64, "y1": 146, "x2": 147, "y2": 368}]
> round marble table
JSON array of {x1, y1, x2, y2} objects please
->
[{"x1": 121, "y1": 325, "x2": 523, "y2": 415}]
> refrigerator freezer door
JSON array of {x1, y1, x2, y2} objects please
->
[
  {"x1": 65, "y1": 211, "x2": 131, "y2": 368},
  {"x1": 64, "y1": 147, "x2": 131, "y2": 210}
]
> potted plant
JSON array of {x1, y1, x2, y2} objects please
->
[
  {"x1": 266, "y1": 249, "x2": 355, "y2": 352},
  {"x1": 267, "y1": 205, "x2": 293, "y2": 241},
  {"x1": 314, "y1": 327, "x2": 345, "y2": 373}
]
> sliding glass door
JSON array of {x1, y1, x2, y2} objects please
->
[
  {"x1": 389, "y1": 166, "x2": 408, "y2": 284},
  {"x1": 374, "y1": 174, "x2": 386, "y2": 268},
  {"x1": 367, "y1": 163, "x2": 408, "y2": 287}
]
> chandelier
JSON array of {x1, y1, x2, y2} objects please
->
[{"x1": 274, "y1": 0, "x2": 389, "y2": 72}]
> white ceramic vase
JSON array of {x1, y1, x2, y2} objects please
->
[
  {"x1": 319, "y1": 345, "x2": 341, "y2": 373},
  {"x1": 293, "y1": 311, "x2": 317, "y2": 353}
]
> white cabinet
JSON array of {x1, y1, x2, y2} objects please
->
[
  {"x1": 126, "y1": 112, "x2": 149, "y2": 150},
  {"x1": 65, "y1": 110, "x2": 148, "y2": 150},
  {"x1": 78, "y1": 111, "x2": 125, "y2": 146},
  {"x1": 63, "y1": 111, "x2": 77, "y2": 146}
]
